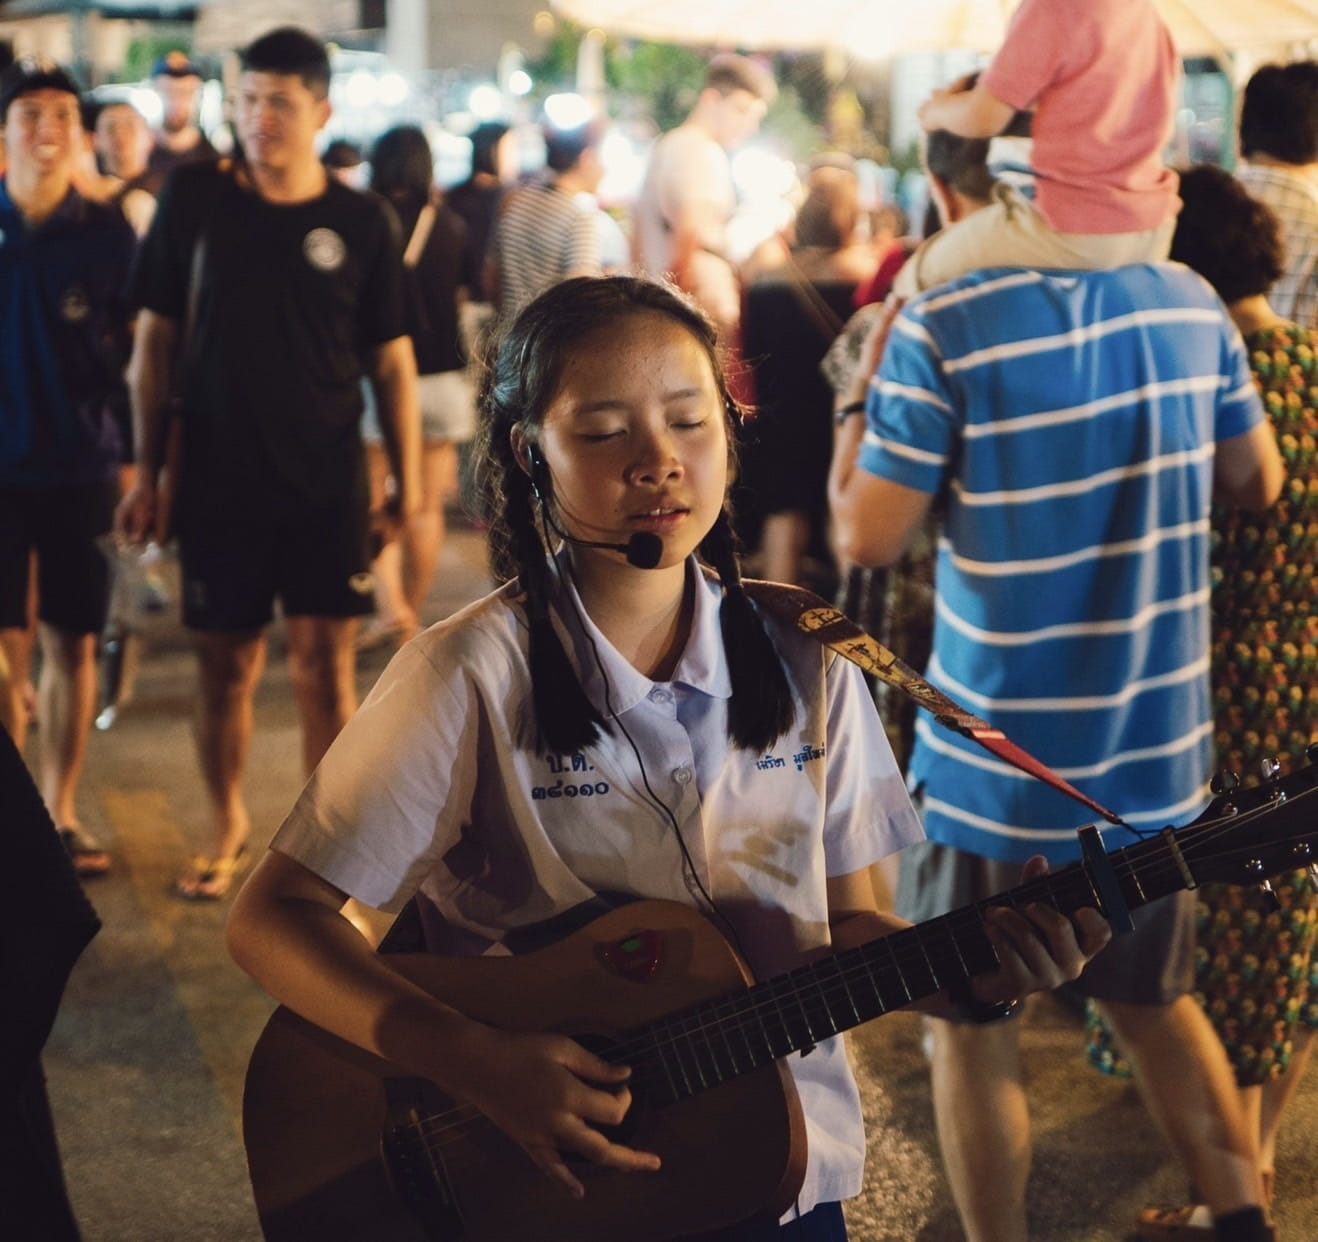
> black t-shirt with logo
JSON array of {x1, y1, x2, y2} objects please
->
[{"x1": 130, "y1": 160, "x2": 406, "y2": 513}]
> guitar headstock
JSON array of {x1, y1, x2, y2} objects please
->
[{"x1": 1178, "y1": 752, "x2": 1318, "y2": 888}]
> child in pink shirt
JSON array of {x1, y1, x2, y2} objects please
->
[{"x1": 896, "y1": 0, "x2": 1181, "y2": 298}]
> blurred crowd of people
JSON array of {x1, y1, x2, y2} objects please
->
[{"x1": 2, "y1": 8, "x2": 1315, "y2": 1242}]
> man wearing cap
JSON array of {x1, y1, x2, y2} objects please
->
[
  {"x1": 147, "y1": 50, "x2": 217, "y2": 180},
  {"x1": 0, "y1": 59, "x2": 137, "y2": 874},
  {"x1": 118, "y1": 27, "x2": 420, "y2": 901}
]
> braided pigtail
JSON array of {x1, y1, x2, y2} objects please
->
[
  {"x1": 700, "y1": 508, "x2": 796, "y2": 752},
  {"x1": 474, "y1": 290, "x2": 606, "y2": 756}
]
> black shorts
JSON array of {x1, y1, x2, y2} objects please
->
[
  {"x1": 0, "y1": 481, "x2": 115, "y2": 635},
  {"x1": 178, "y1": 495, "x2": 374, "y2": 631}
]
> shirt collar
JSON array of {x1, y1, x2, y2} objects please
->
[
  {"x1": 553, "y1": 557, "x2": 734, "y2": 715},
  {"x1": 0, "y1": 177, "x2": 86, "y2": 235}
]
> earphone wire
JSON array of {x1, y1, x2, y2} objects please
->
[{"x1": 536, "y1": 504, "x2": 749, "y2": 962}]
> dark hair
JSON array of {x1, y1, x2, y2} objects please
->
[
  {"x1": 543, "y1": 118, "x2": 603, "y2": 173},
  {"x1": 924, "y1": 72, "x2": 998, "y2": 204},
  {"x1": 475, "y1": 275, "x2": 796, "y2": 755},
  {"x1": 323, "y1": 138, "x2": 363, "y2": 170},
  {"x1": 369, "y1": 126, "x2": 432, "y2": 207},
  {"x1": 240, "y1": 26, "x2": 330, "y2": 98},
  {"x1": 794, "y1": 166, "x2": 860, "y2": 249},
  {"x1": 925, "y1": 129, "x2": 994, "y2": 203},
  {"x1": 469, "y1": 121, "x2": 510, "y2": 178},
  {"x1": 705, "y1": 53, "x2": 777, "y2": 106},
  {"x1": 1240, "y1": 61, "x2": 1318, "y2": 165},
  {"x1": 1170, "y1": 164, "x2": 1285, "y2": 304}
]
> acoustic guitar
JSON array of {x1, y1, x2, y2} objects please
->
[{"x1": 243, "y1": 759, "x2": 1318, "y2": 1242}]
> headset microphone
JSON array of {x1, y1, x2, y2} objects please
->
[
  {"x1": 526, "y1": 445, "x2": 664, "y2": 569},
  {"x1": 542, "y1": 508, "x2": 665, "y2": 569}
]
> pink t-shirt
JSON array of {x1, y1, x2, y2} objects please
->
[{"x1": 982, "y1": 0, "x2": 1180, "y2": 234}]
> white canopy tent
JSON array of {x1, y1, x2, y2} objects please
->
[{"x1": 550, "y1": 0, "x2": 1318, "y2": 67}]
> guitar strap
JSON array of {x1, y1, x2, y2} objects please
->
[{"x1": 744, "y1": 579, "x2": 1129, "y2": 828}]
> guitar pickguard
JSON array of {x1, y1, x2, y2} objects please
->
[{"x1": 601, "y1": 928, "x2": 663, "y2": 983}]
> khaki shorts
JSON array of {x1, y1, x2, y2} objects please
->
[
  {"x1": 893, "y1": 182, "x2": 1177, "y2": 300},
  {"x1": 360, "y1": 369, "x2": 476, "y2": 446},
  {"x1": 895, "y1": 837, "x2": 1196, "y2": 1011}
]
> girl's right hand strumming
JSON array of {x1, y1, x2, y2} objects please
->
[{"x1": 455, "y1": 1025, "x2": 662, "y2": 1200}]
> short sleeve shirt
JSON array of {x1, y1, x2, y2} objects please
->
[
  {"x1": 981, "y1": 0, "x2": 1180, "y2": 234},
  {"x1": 858, "y1": 265, "x2": 1263, "y2": 864},
  {"x1": 0, "y1": 180, "x2": 136, "y2": 488},
  {"x1": 274, "y1": 561, "x2": 924, "y2": 1216},
  {"x1": 129, "y1": 161, "x2": 406, "y2": 506},
  {"x1": 1238, "y1": 163, "x2": 1318, "y2": 331},
  {"x1": 488, "y1": 178, "x2": 601, "y2": 320}
]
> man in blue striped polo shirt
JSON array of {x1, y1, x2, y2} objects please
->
[{"x1": 831, "y1": 134, "x2": 1285, "y2": 1241}]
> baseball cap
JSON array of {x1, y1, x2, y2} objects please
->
[
  {"x1": 152, "y1": 50, "x2": 202, "y2": 79},
  {"x1": 0, "y1": 56, "x2": 83, "y2": 119}
]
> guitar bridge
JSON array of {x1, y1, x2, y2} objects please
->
[{"x1": 382, "y1": 1084, "x2": 465, "y2": 1240}]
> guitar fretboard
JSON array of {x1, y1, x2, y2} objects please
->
[{"x1": 622, "y1": 836, "x2": 1180, "y2": 1107}]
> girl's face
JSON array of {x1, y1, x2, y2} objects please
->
[{"x1": 531, "y1": 312, "x2": 730, "y2": 575}]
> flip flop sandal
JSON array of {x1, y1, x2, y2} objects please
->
[
  {"x1": 1135, "y1": 1205, "x2": 1214, "y2": 1240},
  {"x1": 175, "y1": 847, "x2": 249, "y2": 901},
  {"x1": 60, "y1": 828, "x2": 112, "y2": 877}
]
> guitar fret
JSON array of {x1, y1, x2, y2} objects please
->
[
  {"x1": 767, "y1": 975, "x2": 804, "y2": 1056},
  {"x1": 713, "y1": 995, "x2": 744, "y2": 1078},
  {"x1": 651, "y1": 1022, "x2": 686, "y2": 1104},
  {"x1": 826, "y1": 951, "x2": 863, "y2": 1026},
  {"x1": 810, "y1": 958, "x2": 844, "y2": 1036},
  {"x1": 877, "y1": 934, "x2": 915, "y2": 1006},
  {"x1": 672, "y1": 1010, "x2": 705, "y2": 1094}
]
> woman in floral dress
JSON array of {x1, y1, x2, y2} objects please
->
[{"x1": 1086, "y1": 165, "x2": 1317, "y2": 1239}]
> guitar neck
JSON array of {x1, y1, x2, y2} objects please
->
[{"x1": 628, "y1": 829, "x2": 1182, "y2": 1107}]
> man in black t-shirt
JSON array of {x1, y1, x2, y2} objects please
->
[
  {"x1": 118, "y1": 27, "x2": 421, "y2": 901},
  {"x1": 145, "y1": 51, "x2": 218, "y2": 181}
]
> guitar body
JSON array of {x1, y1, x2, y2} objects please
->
[
  {"x1": 243, "y1": 900, "x2": 806, "y2": 1242},
  {"x1": 243, "y1": 759, "x2": 1318, "y2": 1241}
]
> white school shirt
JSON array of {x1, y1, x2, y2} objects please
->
[{"x1": 274, "y1": 559, "x2": 924, "y2": 1217}]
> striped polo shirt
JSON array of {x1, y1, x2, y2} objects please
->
[
  {"x1": 858, "y1": 265, "x2": 1264, "y2": 864},
  {"x1": 488, "y1": 176, "x2": 600, "y2": 321}
]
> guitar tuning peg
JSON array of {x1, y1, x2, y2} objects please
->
[
  {"x1": 1210, "y1": 769, "x2": 1241, "y2": 796},
  {"x1": 1257, "y1": 879, "x2": 1280, "y2": 913},
  {"x1": 1259, "y1": 757, "x2": 1282, "y2": 781}
]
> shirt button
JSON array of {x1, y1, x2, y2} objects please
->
[
  {"x1": 648, "y1": 686, "x2": 673, "y2": 705},
  {"x1": 673, "y1": 766, "x2": 693, "y2": 785}
]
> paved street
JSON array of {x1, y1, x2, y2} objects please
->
[{"x1": 40, "y1": 522, "x2": 1317, "y2": 1241}]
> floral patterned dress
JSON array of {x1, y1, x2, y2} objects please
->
[{"x1": 1087, "y1": 323, "x2": 1318, "y2": 1086}]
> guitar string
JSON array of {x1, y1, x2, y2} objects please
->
[
  {"x1": 401, "y1": 788, "x2": 1313, "y2": 1151},
  {"x1": 402, "y1": 791, "x2": 1313, "y2": 1152}
]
